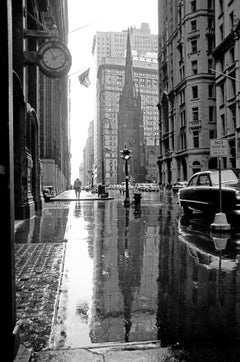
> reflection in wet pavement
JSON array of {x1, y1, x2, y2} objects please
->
[{"x1": 16, "y1": 191, "x2": 240, "y2": 352}]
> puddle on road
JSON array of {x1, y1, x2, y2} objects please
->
[
  {"x1": 16, "y1": 192, "x2": 240, "y2": 352},
  {"x1": 51, "y1": 195, "x2": 240, "y2": 350}
]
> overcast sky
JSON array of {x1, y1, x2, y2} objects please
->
[{"x1": 68, "y1": 0, "x2": 158, "y2": 181}]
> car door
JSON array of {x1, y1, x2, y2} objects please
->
[
  {"x1": 195, "y1": 173, "x2": 213, "y2": 211},
  {"x1": 180, "y1": 174, "x2": 198, "y2": 208}
]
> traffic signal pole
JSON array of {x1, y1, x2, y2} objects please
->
[
  {"x1": 124, "y1": 158, "x2": 130, "y2": 206},
  {"x1": 120, "y1": 145, "x2": 132, "y2": 207}
]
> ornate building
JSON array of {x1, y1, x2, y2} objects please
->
[
  {"x1": 213, "y1": 0, "x2": 240, "y2": 168},
  {"x1": 157, "y1": 0, "x2": 217, "y2": 186},
  {"x1": 1, "y1": 1, "x2": 71, "y2": 357},
  {"x1": 118, "y1": 31, "x2": 146, "y2": 183},
  {"x1": 12, "y1": 0, "x2": 71, "y2": 219}
]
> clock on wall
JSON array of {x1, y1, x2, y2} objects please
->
[{"x1": 36, "y1": 40, "x2": 72, "y2": 79}]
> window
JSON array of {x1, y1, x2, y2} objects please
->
[
  {"x1": 219, "y1": 24, "x2": 224, "y2": 41},
  {"x1": 230, "y1": 12, "x2": 234, "y2": 31},
  {"x1": 191, "y1": 0, "x2": 196, "y2": 12},
  {"x1": 208, "y1": 38, "x2": 214, "y2": 53},
  {"x1": 189, "y1": 174, "x2": 198, "y2": 186},
  {"x1": 192, "y1": 86, "x2": 198, "y2": 98},
  {"x1": 230, "y1": 107, "x2": 236, "y2": 129},
  {"x1": 221, "y1": 114, "x2": 225, "y2": 135},
  {"x1": 230, "y1": 72, "x2": 236, "y2": 97},
  {"x1": 193, "y1": 131, "x2": 199, "y2": 148},
  {"x1": 208, "y1": 84, "x2": 214, "y2": 98},
  {"x1": 180, "y1": 90, "x2": 185, "y2": 105},
  {"x1": 191, "y1": 20, "x2": 197, "y2": 32},
  {"x1": 230, "y1": 47, "x2": 235, "y2": 64},
  {"x1": 181, "y1": 133, "x2": 186, "y2": 150},
  {"x1": 209, "y1": 130, "x2": 215, "y2": 139},
  {"x1": 198, "y1": 174, "x2": 210, "y2": 186},
  {"x1": 220, "y1": 83, "x2": 225, "y2": 104},
  {"x1": 180, "y1": 111, "x2": 186, "y2": 127},
  {"x1": 191, "y1": 40, "x2": 197, "y2": 52},
  {"x1": 192, "y1": 60, "x2": 198, "y2": 74},
  {"x1": 219, "y1": 0, "x2": 223, "y2": 14},
  {"x1": 208, "y1": 0, "x2": 213, "y2": 10},
  {"x1": 209, "y1": 106, "x2": 215, "y2": 122},
  {"x1": 192, "y1": 107, "x2": 199, "y2": 121},
  {"x1": 208, "y1": 58, "x2": 213, "y2": 73}
]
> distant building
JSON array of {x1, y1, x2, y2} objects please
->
[
  {"x1": 157, "y1": 0, "x2": 217, "y2": 186},
  {"x1": 213, "y1": 0, "x2": 240, "y2": 168},
  {"x1": 83, "y1": 120, "x2": 94, "y2": 186},
  {"x1": 91, "y1": 24, "x2": 159, "y2": 185}
]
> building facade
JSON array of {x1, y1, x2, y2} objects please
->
[
  {"x1": 91, "y1": 24, "x2": 159, "y2": 185},
  {"x1": 157, "y1": 0, "x2": 217, "y2": 186},
  {"x1": 213, "y1": 0, "x2": 240, "y2": 168},
  {"x1": 13, "y1": 0, "x2": 71, "y2": 219},
  {"x1": 2, "y1": 0, "x2": 71, "y2": 357}
]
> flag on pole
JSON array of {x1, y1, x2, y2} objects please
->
[{"x1": 78, "y1": 68, "x2": 91, "y2": 87}]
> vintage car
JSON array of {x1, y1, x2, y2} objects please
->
[
  {"x1": 172, "y1": 181, "x2": 188, "y2": 193},
  {"x1": 178, "y1": 169, "x2": 240, "y2": 215},
  {"x1": 42, "y1": 185, "x2": 56, "y2": 202}
]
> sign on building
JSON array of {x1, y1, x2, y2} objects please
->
[{"x1": 210, "y1": 139, "x2": 228, "y2": 157}]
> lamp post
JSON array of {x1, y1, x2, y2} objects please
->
[{"x1": 120, "y1": 145, "x2": 132, "y2": 207}]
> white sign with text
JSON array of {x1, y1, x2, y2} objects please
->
[{"x1": 210, "y1": 139, "x2": 228, "y2": 157}]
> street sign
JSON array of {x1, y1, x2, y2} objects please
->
[{"x1": 210, "y1": 139, "x2": 228, "y2": 157}]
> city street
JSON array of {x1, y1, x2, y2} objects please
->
[{"x1": 15, "y1": 189, "x2": 240, "y2": 361}]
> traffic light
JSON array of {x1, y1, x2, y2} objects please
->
[{"x1": 120, "y1": 146, "x2": 132, "y2": 160}]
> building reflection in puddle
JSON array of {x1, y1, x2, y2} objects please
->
[
  {"x1": 15, "y1": 207, "x2": 69, "y2": 243},
  {"x1": 90, "y1": 200, "x2": 163, "y2": 344},
  {"x1": 156, "y1": 213, "x2": 240, "y2": 346}
]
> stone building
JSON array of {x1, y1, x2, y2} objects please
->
[
  {"x1": 118, "y1": 31, "x2": 146, "y2": 184},
  {"x1": 1, "y1": 1, "x2": 71, "y2": 356},
  {"x1": 157, "y1": 0, "x2": 217, "y2": 186},
  {"x1": 13, "y1": 0, "x2": 71, "y2": 219},
  {"x1": 213, "y1": 0, "x2": 240, "y2": 168}
]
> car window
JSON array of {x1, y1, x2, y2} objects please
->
[
  {"x1": 197, "y1": 174, "x2": 210, "y2": 186},
  {"x1": 211, "y1": 170, "x2": 238, "y2": 185},
  {"x1": 189, "y1": 174, "x2": 198, "y2": 186}
]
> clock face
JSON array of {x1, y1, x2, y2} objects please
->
[
  {"x1": 43, "y1": 47, "x2": 66, "y2": 69},
  {"x1": 37, "y1": 41, "x2": 72, "y2": 78}
]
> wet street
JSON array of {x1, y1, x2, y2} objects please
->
[{"x1": 15, "y1": 189, "x2": 240, "y2": 359}]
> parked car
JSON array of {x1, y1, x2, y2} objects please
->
[
  {"x1": 43, "y1": 185, "x2": 56, "y2": 202},
  {"x1": 178, "y1": 169, "x2": 240, "y2": 215},
  {"x1": 172, "y1": 181, "x2": 188, "y2": 193}
]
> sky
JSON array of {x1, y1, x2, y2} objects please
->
[{"x1": 68, "y1": 0, "x2": 158, "y2": 181}]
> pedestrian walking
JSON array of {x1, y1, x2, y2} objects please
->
[{"x1": 73, "y1": 178, "x2": 82, "y2": 199}]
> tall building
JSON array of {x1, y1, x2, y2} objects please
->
[
  {"x1": 213, "y1": 0, "x2": 240, "y2": 168},
  {"x1": 157, "y1": 0, "x2": 217, "y2": 186},
  {"x1": 91, "y1": 24, "x2": 159, "y2": 185}
]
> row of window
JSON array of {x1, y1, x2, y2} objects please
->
[{"x1": 180, "y1": 129, "x2": 216, "y2": 152}]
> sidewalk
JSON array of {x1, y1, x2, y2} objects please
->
[
  {"x1": 32, "y1": 341, "x2": 171, "y2": 361},
  {"x1": 52, "y1": 189, "x2": 114, "y2": 201}
]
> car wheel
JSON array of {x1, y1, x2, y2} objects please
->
[{"x1": 183, "y1": 204, "x2": 192, "y2": 215}]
